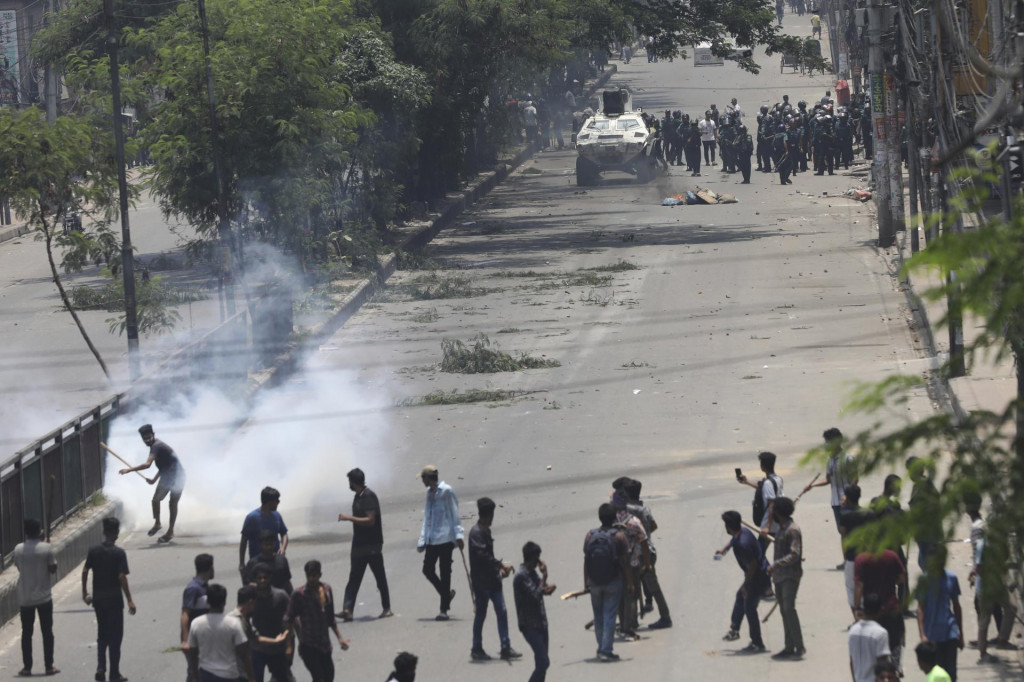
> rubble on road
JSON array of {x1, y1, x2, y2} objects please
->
[{"x1": 660, "y1": 187, "x2": 738, "y2": 206}]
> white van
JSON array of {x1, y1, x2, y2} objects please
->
[{"x1": 693, "y1": 43, "x2": 725, "y2": 66}]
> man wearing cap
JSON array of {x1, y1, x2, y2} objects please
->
[
  {"x1": 119, "y1": 425, "x2": 185, "y2": 543},
  {"x1": 417, "y1": 466, "x2": 464, "y2": 621}
]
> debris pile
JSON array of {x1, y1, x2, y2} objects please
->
[{"x1": 661, "y1": 187, "x2": 738, "y2": 206}]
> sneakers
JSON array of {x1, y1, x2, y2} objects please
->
[
  {"x1": 621, "y1": 630, "x2": 641, "y2": 641},
  {"x1": 978, "y1": 652, "x2": 1000, "y2": 664},
  {"x1": 378, "y1": 609, "x2": 394, "y2": 618},
  {"x1": 771, "y1": 648, "x2": 796, "y2": 659},
  {"x1": 470, "y1": 649, "x2": 492, "y2": 661},
  {"x1": 336, "y1": 609, "x2": 353, "y2": 621},
  {"x1": 994, "y1": 640, "x2": 1020, "y2": 650},
  {"x1": 597, "y1": 652, "x2": 621, "y2": 662},
  {"x1": 648, "y1": 618, "x2": 673, "y2": 630},
  {"x1": 835, "y1": 562, "x2": 846, "y2": 571},
  {"x1": 435, "y1": 612, "x2": 450, "y2": 621},
  {"x1": 723, "y1": 629, "x2": 741, "y2": 641},
  {"x1": 500, "y1": 647, "x2": 523, "y2": 660},
  {"x1": 740, "y1": 643, "x2": 767, "y2": 654}
]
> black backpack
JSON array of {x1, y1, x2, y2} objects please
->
[
  {"x1": 752, "y1": 476, "x2": 778, "y2": 526},
  {"x1": 584, "y1": 527, "x2": 620, "y2": 585}
]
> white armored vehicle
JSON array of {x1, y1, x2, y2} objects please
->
[{"x1": 575, "y1": 89, "x2": 657, "y2": 185}]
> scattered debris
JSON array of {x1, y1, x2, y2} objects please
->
[
  {"x1": 399, "y1": 388, "x2": 540, "y2": 406},
  {"x1": 440, "y1": 333, "x2": 560, "y2": 373},
  {"x1": 663, "y1": 188, "x2": 738, "y2": 205}
]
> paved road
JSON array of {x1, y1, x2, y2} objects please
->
[{"x1": 1, "y1": 23, "x2": 1020, "y2": 682}]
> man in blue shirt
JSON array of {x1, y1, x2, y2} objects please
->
[
  {"x1": 239, "y1": 487, "x2": 289, "y2": 577},
  {"x1": 917, "y1": 545, "x2": 964, "y2": 681},
  {"x1": 417, "y1": 465, "x2": 463, "y2": 621},
  {"x1": 716, "y1": 510, "x2": 769, "y2": 652}
]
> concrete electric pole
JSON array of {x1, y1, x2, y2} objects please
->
[{"x1": 867, "y1": 0, "x2": 894, "y2": 247}]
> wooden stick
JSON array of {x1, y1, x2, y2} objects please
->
[
  {"x1": 742, "y1": 519, "x2": 775, "y2": 543},
  {"x1": 560, "y1": 588, "x2": 590, "y2": 600},
  {"x1": 100, "y1": 441, "x2": 148, "y2": 480},
  {"x1": 458, "y1": 546, "x2": 476, "y2": 612},
  {"x1": 793, "y1": 473, "x2": 820, "y2": 504},
  {"x1": 761, "y1": 600, "x2": 779, "y2": 623}
]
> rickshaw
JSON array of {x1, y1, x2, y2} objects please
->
[{"x1": 780, "y1": 48, "x2": 801, "y2": 73}]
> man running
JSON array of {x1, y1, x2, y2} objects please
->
[{"x1": 119, "y1": 424, "x2": 184, "y2": 543}]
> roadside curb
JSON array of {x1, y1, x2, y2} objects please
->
[
  {"x1": 246, "y1": 65, "x2": 617, "y2": 396},
  {"x1": 0, "y1": 223, "x2": 30, "y2": 245},
  {"x1": 891, "y1": 228, "x2": 969, "y2": 423},
  {"x1": 0, "y1": 499, "x2": 120, "y2": 627}
]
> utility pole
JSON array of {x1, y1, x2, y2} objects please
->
[
  {"x1": 197, "y1": 0, "x2": 235, "y2": 319},
  {"x1": 868, "y1": 0, "x2": 894, "y2": 246},
  {"x1": 103, "y1": 0, "x2": 141, "y2": 381},
  {"x1": 43, "y1": 0, "x2": 57, "y2": 123},
  {"x1": 885, "y1": 73, "x2": 906, "y2": 233}
]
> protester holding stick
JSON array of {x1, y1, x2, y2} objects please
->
[{"x1": 114, "y1": 425, "x2": 185, "y2": 544}]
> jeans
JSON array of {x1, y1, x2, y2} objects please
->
[
  {"x1": 343, "y1": 544, "x2": 390, "y2": 612},
  {"x1": 618, "y1": 571, "x2": 640, "y2": 633},
  {"x1": 472, "y1": 586, "x2": 510, "y2": 650},
  {"x1": 20, "y1": 600, "x2": 54, "y2": 671},
  {"x1": 774, "y1": 577, "x2": 803, "y2": 651},
  {"x1": 252, "y1": 649, "x2": 294, "y2": 682},
  {"x1": 589, "y1": 578, "x2": 623, "y2": 655},
  {"x1": 422, "y1": 543, "x2": 454, "y2": 611},
  {"x1": 298, "y1": 644, "x2": 333, "y2": 682},
  {"x1": 94, "y1": 603, "x2": 124, "y2": 675},
  {"x1": 520, "y1": 627, "x2": 549, "y2": 682},
  {"x1": 703, "y1": 140, "x2": 716, "y2": 164},
  {"x1": 730, "y1": 574, "x2": 767, "y2": 646},
  {"x1": 876, "y1": 612, "x2": 904, "y2": 672}
]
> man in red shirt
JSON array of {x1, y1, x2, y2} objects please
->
[{"x1": 854, "y1": 550, "x2": 907, "y2": 675}]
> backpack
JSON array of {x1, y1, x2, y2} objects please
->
[
  {"x1": 584, "y1": 527, "x2": 620, "y2": 585},
  {"x1": 773, "y1": 133, "x2": 787, "y2": 154},
  {"x1": 752, "y1": 476, "x2": 778, "y2": 526}
]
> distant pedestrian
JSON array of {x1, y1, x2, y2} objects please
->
[
  {"x1": 803, "y1": 427, "x2": 858, "y2": 569},
  {"x1": 385, "y1": 652, "x2": 418, "y2": 682},
  {"x1": 468, "y1": 497, "x2": 521, "y2": 661},
  {"x1": 82, "y1": 516, "x2": 136, "y2": 682},
  {"x1": 287, "y1": 560, "x2": 348, "y2": 682},
  {"x1": 417, "y1": 465, "x2": 464, "y2": 621},
  {"x1": 249, "y1": 565, "x2": 293, "y2": 682},
  {"x1": 915, "y1": 641, "x2": 952, "y2": 682},
  {"x1": 854, "y1": 548, "x2": 907, "y2": 674},
  {"x1": 337, "y1": 468, "x2": 391, "y2": 620},
  {"x1": 716, "y1": 511, "x2": 769, "y2": 652},
  {"x1": 737, "y1": 451, "x2": 783, "y2": 558},
  {"x1": 811, "y1": 12, "x2": 821, "y2": 37},
  {"x1": 13, "y1": 518, "x2": 59, "y2": 676},
  {"x1": 186, "y1": 584, "x2": 256, "y2": 682},
  {"x1": 583, "y1": 503, "x2": 632, "y2": 662},
  {"x1": 119, "y1": 424, "x2": 185, "y2": 543},
  {"x1": 768, "y1": 497, "x2": 804, "y2": 659},
  {"x1": 514, "y1": 542, "x2": 556, "y2": 682},
  {"x1": 239, "y1": 487, "x2": 289, "y2": 577},
  {"x1": 839, "y1": 485, "x2": 875, "y2": 621},
  {"x1": 523, "y1": 102, "x2": 539, "y2": 146},
  {"x1": 623, "y1": 478, "x2": 671, "y2": 628},
  {"x1": 849, "y1": 593, "x2": 891, "y2": 682},
  {"x1": 965, "y1": 493, "x2": 1017, "y2": 663},
  {"x1": 611, "y1": 489, "x2": 649, "y2": 638},
  {"x1": 181, "y1": 553, "x2": 214, "y2": 682},
  {"x1": 243, "y1": 530, "x2": 293, "y2": 593},
  {"x1": 907, "y1": 457, "x2": 940, "y2": 569},
  {"x1": 916, "y1": 545, "x2": 963, "y2": 682}
]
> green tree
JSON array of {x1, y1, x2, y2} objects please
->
[
  {"x1": 812, "y1": 163, "x2": 1024, "y2": 596},
  {"x1": 0, "y1": 108, "x2": 124, "y2": 380}
]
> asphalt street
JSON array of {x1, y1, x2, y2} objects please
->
[{"x1": 1, "y1": 19, "x2": 1020, "y2": 682}]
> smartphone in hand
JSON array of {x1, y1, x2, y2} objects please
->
[{"x1": 735, "y1": 467, "x2": 743, "y2": 481}]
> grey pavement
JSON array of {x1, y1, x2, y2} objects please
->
[{"x1": 0, "y1": 16, "x2": 1020, "y2": 682}]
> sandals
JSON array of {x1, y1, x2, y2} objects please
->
[
  {"x1": 157, "y1": 533, "x2": 174, "y2": 544},
  {"x1": 146, "y1": 524, "x2": 163, "y2": 537}
]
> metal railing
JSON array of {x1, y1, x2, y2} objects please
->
[{"x1": 0, "y1": 395, "x2": 122, "y2": 564}]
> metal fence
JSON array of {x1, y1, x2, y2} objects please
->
[{"x1": 0, "y1": 395, "x2": 122, "y2": 564}]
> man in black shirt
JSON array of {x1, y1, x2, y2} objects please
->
[
  {"x1": 337, "y1": 468, "x2": 391, "y2": 619},
  {"x1": 469, "y1": 497, "x2": 521, "y2": 661},
  {"x1": 82, "y1": 517, "x2": 136, "y2": 682},
  {"x1": 250, "y1": 564, "x2": 294, "y2": 682},
  {"x1": 243, "y1": 530, "x2": 293, "y2": 593},
  {"x1": 119, "y1": 424, "x2": 185, "y2": 543},
  {"x1": 513, "y1": 542, "x2": 555, "y2": 682},
  {"x1": 839, "y1": 484, "x2": 875, "y2": 622}
]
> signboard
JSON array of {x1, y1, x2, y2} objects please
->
[
  {"x1": 0, "y1": 10, "x2": 20, "y2": 107},
  {"x1": 693, "y1": 43, "x2": 725, "y2": 66}
]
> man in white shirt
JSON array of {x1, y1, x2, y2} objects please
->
[
  {"x1": 803, "y1": 427, "x2": 858, "y2": 568},
  {"x1": 13, "y1": 518, "x2": 59, "y2": 676},
  {"x1": 728, "y1": 98, "x2": 743, "y2": 121},
  {"x1": 849, "y1": 594, "x2": 892, "y2": 682},
  {"x1": 187, "y1": 584, "x2": 255, "y2": 682},
  {"x1": 698, "y1": 111, "x2": 718, "y2": 166}
]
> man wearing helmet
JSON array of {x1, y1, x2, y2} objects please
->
[
  {"x1": 737, "y1": 124, "x2": 754, "y2": 183},
  {"x1": 772, "y1": 123, "x2": 793, "y2": 185}
]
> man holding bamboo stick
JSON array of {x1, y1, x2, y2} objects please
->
[{"x1": 118, "y1": 424, "x2": 185, "y2": 543}]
